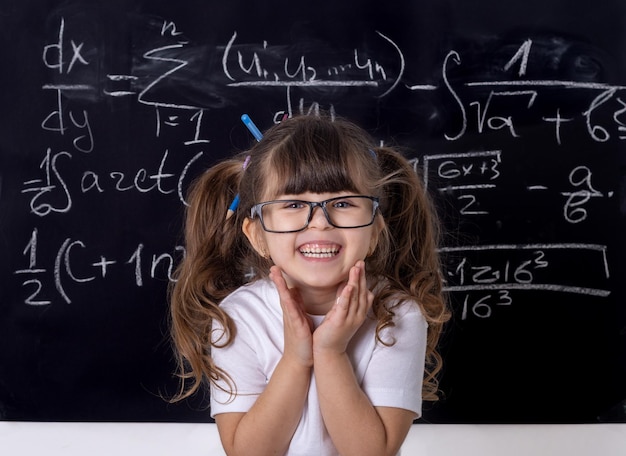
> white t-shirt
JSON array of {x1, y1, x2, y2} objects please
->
[{"x1": 210, "y1": 279, "x2": 428, "y2": 456}]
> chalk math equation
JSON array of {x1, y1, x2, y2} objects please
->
[
  {"x1": 440, "y1": 244, "x2": 610, "y2": 320},
  {"x1": 421, "y1": 151, "x2": 612, "y2": 224},
  {"x1": 10, "y1": 16, "x2": 619, "y2": 312},
  {"x1": 14, "y1": 228, "x2": 182, "y2": 306},
  {"x1": 411, "y1": 47, "x2": 626, "y2": 144}
]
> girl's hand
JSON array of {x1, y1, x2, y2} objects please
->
[
  {"x1": 313, "y1": 260, "x2": 374, "y2": 356},
  {"x1": 269, "y1": 266, "x2": 314, "y2": 368}
]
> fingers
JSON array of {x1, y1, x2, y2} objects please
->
[
  {"x1": 352, "y1": 261, "x2": 370, "y2": 308},
  {"x1": 314, "y1": 261, "x2": 373, "y2": 354},
  {"x1": 270, "y1": 266, "x2": 314, "y2": 366},
  {"x1": 269, "y1": 266, "x2": 288, "y2": 297},
  {"x1": 335, "y1": 260, "x2": 372, "y2": 319},
  {"x1": 270, "y1": 266, "x2": 302, "y2": 319},
  {"x1": 270, "y1": 266, "x2": 300, "y2": 308},
  {"x1": 356, "y1": 261, "x2": 374, "y2": 316}
]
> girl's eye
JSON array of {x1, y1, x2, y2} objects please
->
[
  {"x1": 283, "y1": 201, "x2": 305, "y2": 210},
  {"x1": 332, "y1": 199, "x2": 356, "y2": 209}
]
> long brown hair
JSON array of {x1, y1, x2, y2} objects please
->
[{"x1": 169, "y1": 113, "x2": 450, "y2": 402}]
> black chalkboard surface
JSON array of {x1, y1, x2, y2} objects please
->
[{"x1": 1, "y1": 0, "x2": 624, "y2": 424}]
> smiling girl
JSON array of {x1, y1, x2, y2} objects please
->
[{"x1": 170, "y1": 114, "x2": 449, "y2": 455}]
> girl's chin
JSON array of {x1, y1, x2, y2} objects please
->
[{"x1": 284, "y1": 272, "x2": 347, "y2": 291}]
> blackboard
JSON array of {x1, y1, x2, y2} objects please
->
[{"x1": 1, "y1": 0, "x2": 624, "y2": 424}]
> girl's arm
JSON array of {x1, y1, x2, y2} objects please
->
[
  {"x1": 216, "y1": 267, "x2": 314, "y2": 456},
  {"x1": 313, "y1": 262, "x2": 416, "y2": 455},
  {"x1": 313, "y1": 351, "x2": 415, "y2": 456},
  {"x1": 215, "y1": 357, "x2": 311, "y2": 456}
]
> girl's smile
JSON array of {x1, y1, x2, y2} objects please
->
[{"x1": 298, "y1": 241, "x2": 342, "y2": 259}]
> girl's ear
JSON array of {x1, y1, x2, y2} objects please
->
[{"x1": 242, "y1": 218, "x2": 269, "y2": 258}]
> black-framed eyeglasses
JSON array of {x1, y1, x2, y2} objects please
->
[{"x1": 250, "y1": 195, "x2": 380, "y2": 233}]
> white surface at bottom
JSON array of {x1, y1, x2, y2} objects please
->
[{"x1": 0, "y1": 422, "x2": 625, "y2": 455}]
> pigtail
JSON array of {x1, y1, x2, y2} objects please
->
[
  {"x1": 169, "y1": 155, "x2": 250, "y2": 402},
  {"x1": 373, "y1": 146, "x2": 451, "y2": 402}
]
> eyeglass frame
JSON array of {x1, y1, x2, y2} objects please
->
[{"x1": 249, "y1": 195, "x2": 380, "y2": 233}]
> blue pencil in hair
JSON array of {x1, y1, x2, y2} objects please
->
[
  {"x1": 226, "y1": 115, "x2": 263, "y2": 220},
  {"x1": 241, "y1": 114, "x2": 263, "y2": 142},
  {"x1": 225, "y1": 194, "x2": 240, "y2": 220}
]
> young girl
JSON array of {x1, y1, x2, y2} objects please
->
[{"x1": 170, "y1": 114, "x2": 449, "y2": 455}]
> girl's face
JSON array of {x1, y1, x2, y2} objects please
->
[{"x1": 243, "y1": 191, "x2": 381, "y2": 307}]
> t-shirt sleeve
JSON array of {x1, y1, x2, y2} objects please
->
[
  {"x1": 360, "y1": 304, "x2": 428, "y2": 417},
  {"x1": 209, "y1": 316, "x2": 267, "y2": 417}
]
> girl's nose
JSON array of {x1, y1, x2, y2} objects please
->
[{"x1": 307, "y1": 206, "x2": 332, "y2": 229}]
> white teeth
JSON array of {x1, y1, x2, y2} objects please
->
[{"x1": 299, "y1": 245, "x2": 339, "y2": 258}]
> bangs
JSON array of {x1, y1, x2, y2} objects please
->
[
  {"x1": 264, "y1": 143, "x2": 366, "y2": 197},
  {"x1": 245, "y1": 115, "x2": 382, "y2": 203}
]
